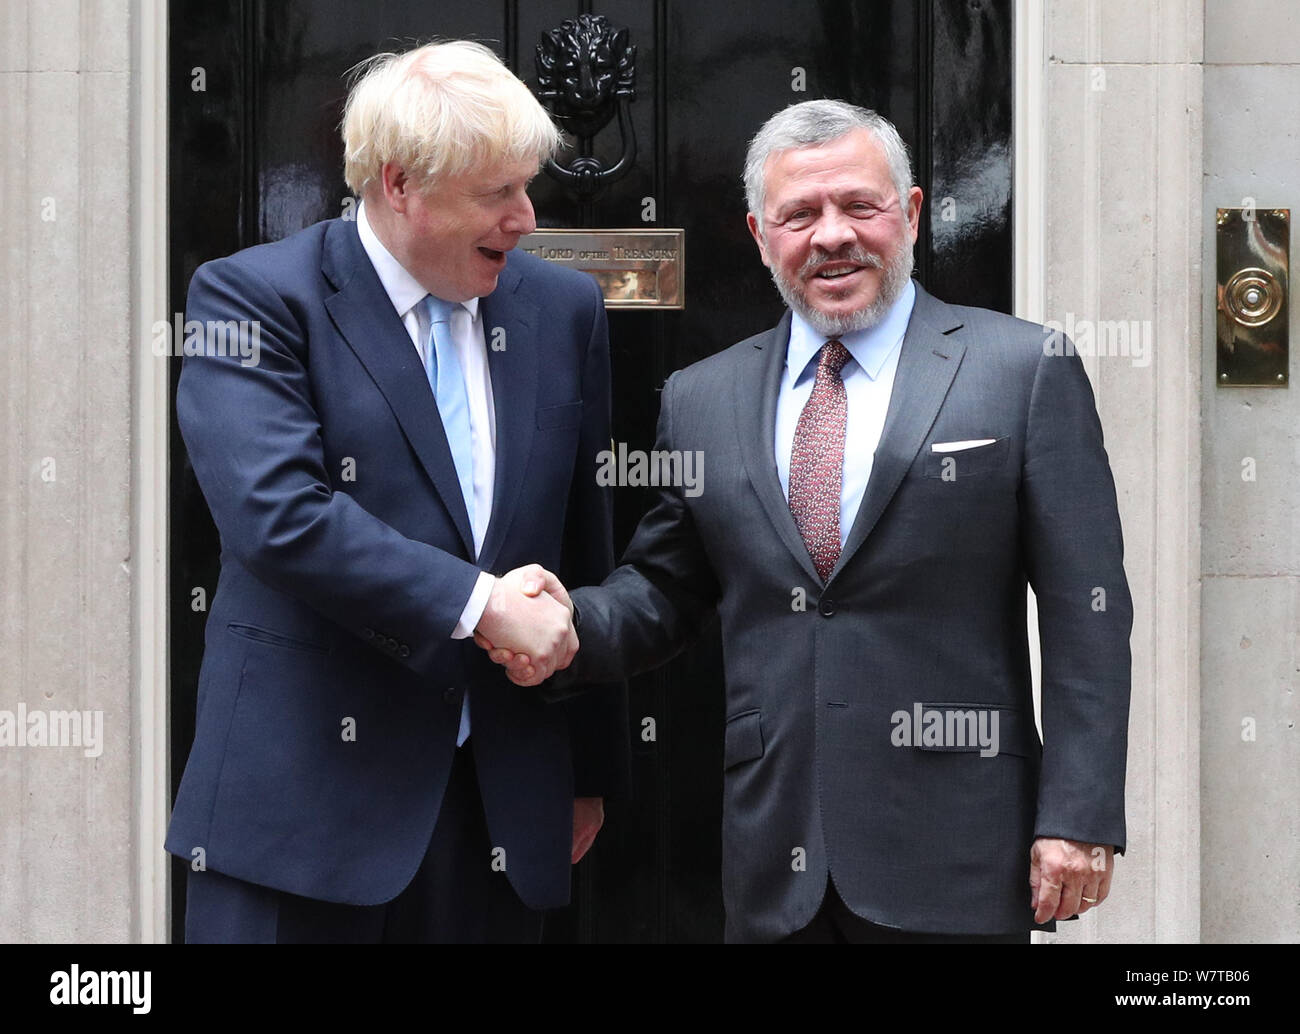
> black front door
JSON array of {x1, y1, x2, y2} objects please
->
[{"x1": 168, "y1": 0, "x2": 1013, "y2": 943}]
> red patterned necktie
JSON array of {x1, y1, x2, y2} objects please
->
[{"x1": 788, "y1": 340, "x2": 851, "y2": 582}]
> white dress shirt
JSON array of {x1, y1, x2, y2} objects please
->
[
  {"x1": 775, "y1": 278, "x2": 916, "y2": 547},
  {"x1": 356, "y1": 202, "x2": 496, "y2": 639}
]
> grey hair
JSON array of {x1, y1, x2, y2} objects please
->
[{"x1": 743, "y1": 100, "x2": 914, "y2": 231}]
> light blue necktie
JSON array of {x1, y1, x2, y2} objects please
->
[
  {"x1": 423, "y1": 296, "x2": 475, "y2": 535},
  {"x1": 423, "y1": 295, "x2": 475, "y2": 746}
]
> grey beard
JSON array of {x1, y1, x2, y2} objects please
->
[{"x1": 767, "y1": 240, "x2": 915, "y2": 337}]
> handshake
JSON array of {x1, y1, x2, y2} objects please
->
[{"x1": 473, "y1": 564, "x2": 575, "y2": 687}]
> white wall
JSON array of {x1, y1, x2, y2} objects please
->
[{"x1": 1200, "y1": 0, "x2": 1300, "y2": 945}]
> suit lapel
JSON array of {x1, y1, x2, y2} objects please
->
[
  {"x1": 733, "y1": 311, "x2": 823, "y2": 585},
  {"x1": 829, "y1": 283, "x2": 966, "y2": 580},
  {"x1": 476, "y1": 260, "x2": 538, "y2": 572},
  {"x1": 321, "y1": 219, "x2": 475, "y2": 556}
]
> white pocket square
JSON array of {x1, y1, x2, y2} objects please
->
[{"x1": 931, "y1": 438, "x2": 998, "y2": 454}]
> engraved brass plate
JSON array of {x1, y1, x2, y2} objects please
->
[
  {"x1": 520, "y1": 229, "x2": 685, "y2": 309},
  {"x1": 1216, "y1": 208, "x2": 1289, "y2": 386}
]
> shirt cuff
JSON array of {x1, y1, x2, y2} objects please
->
[{"x1": 452, "y1": 571, "x2": 496, "y2": 640}]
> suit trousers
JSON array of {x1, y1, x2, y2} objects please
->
[
  {"x1": 782, "y1": 878, "x2": 1030, "y2": 944},
  {"x1": 183, "y1": 742, "x2": 544, "y2": 943}
]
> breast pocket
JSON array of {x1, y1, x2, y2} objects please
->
[{"x1": 922, "y1": 436, "x2": 1010, "y2": 480}]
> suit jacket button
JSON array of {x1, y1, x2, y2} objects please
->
[
  {"x1": 818, "y1": 598, "x2": 835, "y2": 617},
  {"x1": 398, "y1": 644, "x2": 410, "y2": 658},
  {"x1": 444, "y1": 686, "x2": 458, "y2": 702}
]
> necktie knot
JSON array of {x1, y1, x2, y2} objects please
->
[
  {"x1": 819, "y1": 339, "x2": 851, "y2": 379},
  {"x1": 424, "y1": 294, "x2": 455, "y2": 326}
]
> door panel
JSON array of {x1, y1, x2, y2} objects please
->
[{"x1": 168, "y1": 0, "x2": 1012, "y2": 943}]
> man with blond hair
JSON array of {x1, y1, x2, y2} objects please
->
[{"x1": 166, "y1": 40, "x2": 627, "y2": 942}]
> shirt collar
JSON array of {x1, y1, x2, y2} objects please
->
[
  {"x1": 356, "y1": 201, "x2": 479, "y2": 321},
  {"x1": 786, "y1": 276, "x2": 916, "y2": 385}
]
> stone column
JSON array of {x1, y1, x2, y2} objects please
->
[
  {"x1": 0, "y1": 0, "x2": 139, "y2": 942},
  {"x1": 1038, "y1": 0, "x2": 1204, "y2": 943}
]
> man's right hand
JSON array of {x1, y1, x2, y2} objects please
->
[{"x1": 474, "y1": 565, "x2": 577, "y2": 683}]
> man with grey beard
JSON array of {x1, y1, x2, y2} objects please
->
[{"x1": 481, "y1": 99, "x2": 1133, "y2": 944}]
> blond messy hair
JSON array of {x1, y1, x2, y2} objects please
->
[{"x1": 341, "y1": 39, "x2": 562, "y2": 196}]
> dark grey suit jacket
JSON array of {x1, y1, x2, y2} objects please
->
[{"x1": 563, "y1": 282, "x2": 1132, "y2": 942}]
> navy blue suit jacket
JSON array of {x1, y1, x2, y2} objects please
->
[{"x1": 165, "y1": 217, "x2": 628, "y2": 910}]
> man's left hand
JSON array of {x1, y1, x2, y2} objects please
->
[
  {"x1": 1030, "y1": 837, "x2": 1114, "y2": 923},
  {"x1": 572, "y1": 797, "x2": 604, "y2": 864}
]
